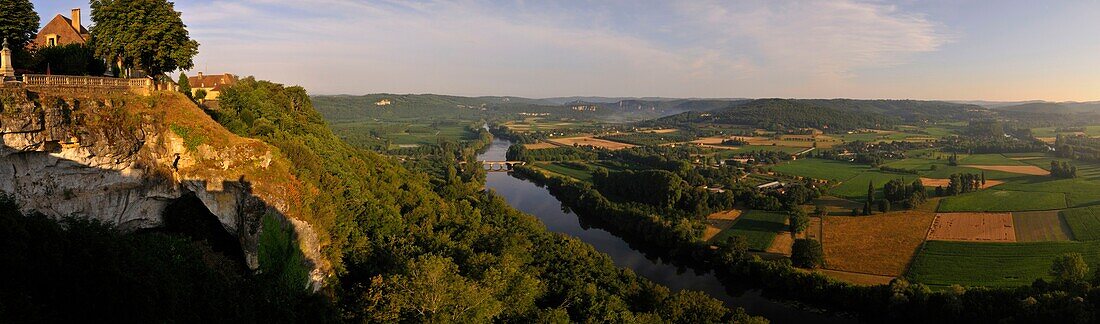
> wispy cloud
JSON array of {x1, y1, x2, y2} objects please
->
[{"x1": 171, "y1": 0, "x2": 947, "y2": 97}]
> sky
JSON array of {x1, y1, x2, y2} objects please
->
[{"x1": 31, "y1": 0, "x2": 1100, "y2": 101}]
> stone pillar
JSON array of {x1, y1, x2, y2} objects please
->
[{"x1": 0, "y1": 38, "x2": 14, "y2": 79}]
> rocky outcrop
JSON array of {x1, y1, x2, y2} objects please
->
[{"x1": 0, "y1": 84, "x2": 327, "y2": 287}]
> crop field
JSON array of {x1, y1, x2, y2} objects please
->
[
  {"x1": 770, "y1": 158, "x2": 871, "y2": 182},
  {"x1": 502, "y1": 118, "x2": 598, "y2": 132},
  {"x1": 958, "y1": 154, "x2": 1027, "y2": 166},
  {"x1": 1013, "y1": 211, "x2": 1073, "y2": 242},
  {"x1": 712, "y1": 210, "x2": 789, "y2": 251},
  {"x1": 599, "y1": 131, "x2": 695, "y2": 146},
  {"x1": 523, "y1": 142, "x2": 558, "y2": 149},
  {"x1": 961, "y1": 165, "x2": 1050, "y2": 176},
  {"x1": 534, "y1": 162, "x2": 594, "y2": 181},
  {"x1": 907, "y1": 240, "x2": 1100, "y2": 287},
  {"x1": 822, "y1": 210, "x2": 935, "y2": 276},
  {"x1": 1031, "y1": 125, "x2": 1100, "y2": 137},
  {"x1": 926, "y1": 213, "x2": 1016, "y2": 242},
  {"x1": 1062, "y1": 206, "x2": 1100, "y2": 241},
  {"x1": 993, "y1": 163, "x2": 1100, "y2": 208},
  {"x1": 828, "y1": 171, "x2": 917, "y2": 200},
  {"x1": 704, "y1": 210, "x2": 744, "y2": 242},
  {"x1": 937, "y1": 190, "x2": 1066, "y2": 212},
  {"x1": 546, "y1": 136, "x2": 636, "y2": 150},
  {"x1": 919, "y1": 177, "x2": 1003, "y2": 189}
]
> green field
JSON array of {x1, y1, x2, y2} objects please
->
[
  {"x1": 535, "y1": 162, "x2": 594, "y2": 182},
  {"x1": 329, "y1": 121, "x2": 477, "y2": 149},
  {"x1": 1062, "y1": 206, "x2": 1100, "y2": 241},
  {"x1": 907, "y1": 240, "x2": 1100, "y2": 287},
  {"x1": 882, "y1": 158, "x2": 1023, "y2": 180},
  {"x1": 1031, "y1": 125, "x2": 1100, "y2": 137},
  {"x1": 828, "y1": 171, "x2": 917, "y2": 200},
  {"x1": 712, "y1": 210, "x2": 788, "y2": 251},
  {"x1": 958, "y1": 154, "x2": 1026, "y2": 166},
  {"x1": 1013, "y1": 211, "x2": 1073, "y2": 242},
  {"x1": 770, "y1": 158, "x2": 871, "y2": 182},
  {"x1": 937, "y1": 190, "x2": 1066, "y2": 212}
]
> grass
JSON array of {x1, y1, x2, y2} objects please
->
[
  {"x1": 329, "y1": 121, "x2": 478, "y2": 149},
  {"x1": 1013, "y1": 211, "x2": 1073, "y2": 242},
  {"x1": 828, "y1": 171, "x2": 917, "y2": 200},
  {"x1": 822, "y1": 210, "x2": 936, "y2": 276},
  {"x1": 937, "y1": 190, "x2": 1066, "y2": 212},
  {"x1": 770, "y1": 158, "x2": 871, "y2": 182},
  {"x1": 883, "y1": 158, "x2": 1022, "y2": 180},
  {"x1": 169, "y1": 124, "x2": 207, "y2": 151},
  {"x1": 1062, "y1": 206, "x2": 1100, "y2": 241},
  {"x1": 907, "y1": 240, "x2": 1100, "y2": 287},
  {"x1": 712, "y1": 210, "x2": 789, "y2": 251}
]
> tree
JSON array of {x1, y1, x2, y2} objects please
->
[
  {"x1": 0, "y1": 0, "x2": 39, "y2": 50},
  {"x1": 194, "y1": 88, "x2": 208, "y2": 101},
  {"x1": 791, "y1": 239, "x2": 824, "y2": 268},
  {"x1": 0, "y1": 0, "x2": 38, "y2": 65},
  {"x1": 717, "y1": 235, "x2": 749, "y2": 265},
  {"x1": 1050, "y1": 253, "x2": 1089, "y2": 284},
  {"x1": 658, "y1": 291, "x2": 729, "y2": 324},
  {"x1": 789, "y1": 209, "x2": 810, "y2": 234},
  {"x1": 31, "y1": 44, "x2": 108, "y2": 76},
  {"x1": 178, "y1": 72, "x2": 192, "y2": 99},
  {"x1": 90, "y1": 0, "x2": 200, "y2": 78},
  {"x1": 386, "y1": 255, "x2": 503, "y2": 322},
  {"x1": 878, "y1": 199, "x2": 890, "y2": 213}
]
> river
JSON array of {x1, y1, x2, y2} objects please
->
[{"x1": 478, "y1": 138, "x2": 852, "y2": 323}]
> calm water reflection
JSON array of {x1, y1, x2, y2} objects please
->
[{"x1": 479, "y1": 139, "x2": 852, "y2": 323}]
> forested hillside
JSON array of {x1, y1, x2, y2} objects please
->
[
  {"x1": 216, "y1": 78, "x2": 764, "y2": 322},
  {"x1": 646, "y1": 98, "x2": 988, "y2": 132}
]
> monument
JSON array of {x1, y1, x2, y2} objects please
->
[{"x1": 0, "y1": 38, "x2": 14, "y2": 79}]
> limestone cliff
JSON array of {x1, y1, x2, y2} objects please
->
[{"x1": 0, "y1": 84, "x2": 328, "y2": 287}]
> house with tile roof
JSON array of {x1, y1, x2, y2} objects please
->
[
  {"x1": 34, "y1": 9, "x2": 90, "y2": 48},
  {"x1": 188, "y1": 72, "x2": 239, "y2": 101}
]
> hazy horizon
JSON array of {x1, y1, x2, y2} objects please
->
[{"x1": 33, "y1": 0, "x2": 1100, "y2": 102}]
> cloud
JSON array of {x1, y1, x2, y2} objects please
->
[{"x1": 173, "y1": 0, "x2": 946, "y2": 97}]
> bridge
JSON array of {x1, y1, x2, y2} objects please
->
[{"x1": 478, "y1": 161, "x2": 526, "y2": 172}]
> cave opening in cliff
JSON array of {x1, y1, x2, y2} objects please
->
[{"x1": 148, "y1": 193, "x2": 248, "y2": 269}]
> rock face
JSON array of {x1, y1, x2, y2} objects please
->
[{"x1": 0, "y1": 85, "x2": 326, "y2": 286}]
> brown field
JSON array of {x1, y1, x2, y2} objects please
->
[
  {"x1": 962, "y1": 165, "x2": 1050, "y2": 176},
  {"x1": 766, "y1": 232, "x2": 794, "y2": 255},
  {"x1": 815, "y1": 196, "x2": 864, "y2": 215},
  {"x1": 703, "y1": 210, "x2": 743, "y2": 241},
  {"x1": 817, "y1": 269, "x2": 896, "y2": 286},
  {"x1": 1009, "y1": 157, "x2": 1044, "y2": 161},
  {"x1": 1013, "y1": 211, "x2": 1074, "y2": 242},
  {"x1": 647, "y1": 128, "x2": 679, "y2": 134},
  {"x1": 919, "y1": 177, "x2": 1003, "y2": 189},
  {"x1": 927, "y1": 213, "x2": 1016, "y2": 242},
  {"x1": 1037, "y1": 137, "x2": 1058, "y2": 144},
  {"x1": 546, "y1": 136, "x2": 636, "y2": 150},
  {"x1": 523, "y1": 142, "x2": 558, "y2": 150},
  {"x1": 822, "y1": 210, "x2": 936, "y2": 276}
]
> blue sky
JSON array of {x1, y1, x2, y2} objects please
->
[{"x1": 31, "y1": 0, "x2": 1100, "y2": 101}]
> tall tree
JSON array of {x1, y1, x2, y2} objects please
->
[
  {"x1": 90, "y1": 0, "x2": 199, "y2": 78},
  {"x1": 1050, "y1": 253, "x2": 1089, "y2": 284},
  {"x1": 178, "y1": 72, "x2": 192, "y2": 99},
  {"x1": 0, "y1": 0, "x2": 39, "y2": 63}
]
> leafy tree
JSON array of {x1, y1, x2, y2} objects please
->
[
  {"x1": 1050, "y1": 253, "x2": 1089, "y2": 284},
  {"x1": 0, "y1": 0, "x2": 38, "y2": 65},
  {"x1": 0, "y1": 0, "x2": 38, "y2": 50},
  {"x1": 789, "y1": 209, "x2": 810, "y2": 234},
  {"x1": 30, "y1": 43, "x2": 107, "y2": 75},
  {"x1": 791, "y1": 239, "x2": 824, "y2": 269},
  {"x1": 90, "y1": 0, "x2": 199, "y2": 78},
  {"x1": 878, "y1": 199, "x2": 890, "y2": 213},
  {"x1": 717, "y1": 235, "x2": 749, "y2": 265},
  {"x1": 194, "y1": 88, "x2": 208, "y2": 101},
  {"x1": 178, "y1": 72, "x2": 192, "y2": 99},
  {"x1": 658, "y1": 290, "x2": 729, "y2": 324}
]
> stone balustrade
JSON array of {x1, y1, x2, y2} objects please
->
[{"x1": 23, "y1": 74, "x2": 152, "y2": 88}]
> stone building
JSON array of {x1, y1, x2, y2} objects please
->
[
  {"x1": 34, "y1": 9, "x2": 90, "y2": 48},
  {"x1": 187, "y1": 72, "x2": 239, "y2": 101}
]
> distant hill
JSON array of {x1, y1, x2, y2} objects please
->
[
  {"x1": 644, "y1": 98, "x2": 987, "y2": 133},
  {"x1": 994, "y1": 102, "x2": 1073, "y2": 114}
]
